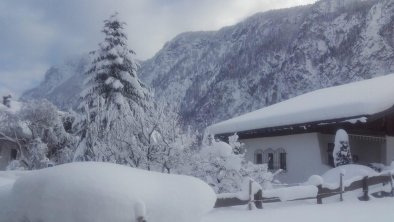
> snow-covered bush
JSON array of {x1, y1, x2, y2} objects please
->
[
  {"x1": 0, "y1": 162, "x2": 216, "y2": 222},
  {"x1": 25, "y1": 138, "x2": 48, "y2": 169},
  {"x1": 228, "y1": 133, "x2": 244, "y2": 154},
  {"x1": 240, "y1": 162, "x2": 276, "y2": 189},
  {"x1": 6, "y1": 160, "x2": 26, "y2": 171},
  {"x1": 0, "y1": 99, "x2": 75, "y2": 169},
  {"x1": 20, "y1": 99, "x2": 77, "y2": 168},
  {"x1": 333, "y1": 129, "x2": 352, "y2": 167},
  {"x1": 188, "y1": 135, "x2": 272, "y2": 193}
]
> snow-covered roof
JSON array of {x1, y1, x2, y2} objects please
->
[{"x1": 208, "y1": 73, "x2": 394, "y2": 135}]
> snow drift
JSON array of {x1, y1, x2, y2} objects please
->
[
  {"x1": 321, "y1": 164, "x2": 378, "y2": 186},
  {"x1": 0, "y1": 162, "x2": 216, "y2": 222}
]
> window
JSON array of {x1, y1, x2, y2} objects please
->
[
  {"x1": 255, "y1": 148, "x2": 287, "y2": 171},
  {"x1": 10, "y1": 149, "x2": 17, "y2": 160},
  {"x1": 255, "y1": 150, "x2": 263, "y2": 164},
  {"x1": 267, "y1": 153, "x2": 274, "y2": 170},
  {"x1": 280, "y1": 152, "x2": 287, "y2": 171},
  {"x1": 327, "y1": 143, "x2": 334, "y2": 167}
]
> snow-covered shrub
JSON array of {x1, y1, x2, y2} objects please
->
[
  {"x1": 187, "y1": 140, "x2": 240, "y2": 193},
  {"x1": 241, "y1": 162, "x2": 275, "y2": 189},
  {"x1": 6, "y1": 160, "x2": 26, "y2": 171},
  {"x1": 228, "y1": 133, "x2": 244, "y2": 154},
  {"x1": 19, "y1": 99, "x2": 77, "y2": 168},
  {"x1": 333, "y1": 129, "x2": 352, "y2": 167},
  {"x1": 0, "y1": 99, "x2": 76, "y2": 169},
  {"x1": 189, "y1": 136, "x2": 272, "y2": 193},
  {"x1": 26, "y1": 138, "x2": 48, "y2": 169}
]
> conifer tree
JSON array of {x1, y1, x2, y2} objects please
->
[
  {"x1": 333, "y1": 129, "x2": 353, "y2": 167},
  {"x1": 76, "y1": 13, "x2": 153, "y2": 164}
]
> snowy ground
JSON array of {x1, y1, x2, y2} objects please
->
[
  {"x1": 1, "y1": 164, "x2": 393, "y2": 222},
  {"x1": 203, "y1": 198, "x2": 394, "y2": 222},
  {"x1": 0, "y1": 163, "x2": 215, "y2": 222}
]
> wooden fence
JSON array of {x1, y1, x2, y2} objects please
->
[{"x1": 214, "y1": 172, "x2": 394, "y2": 209}]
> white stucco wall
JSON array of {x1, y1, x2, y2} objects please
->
[
  {"x1": 385, "y1": 136, "x2": 394, "y2": 165},
  {"x1": 241, "y1": 133, "x2": 331, "y2": 184}
]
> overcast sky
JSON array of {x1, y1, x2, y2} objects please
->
[{"x1": 0, "y1": 0, "x2": 317, "y2": 97}]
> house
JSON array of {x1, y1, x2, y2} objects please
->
[
  {"x1": 207, "y1": 74, "x2": 394, "y2": 183},
  {"x1": 0, "y1": 141, "x2": 19, "y2": 170},
  {"x1": 0, "y1": 100, "x2": 23, "y2": 170}
]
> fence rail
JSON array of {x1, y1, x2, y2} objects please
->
[{"x1": 214, "y1": 172, "x2": 394, "y2": 209}]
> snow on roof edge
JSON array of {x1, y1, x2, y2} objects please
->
[{"x1": 208, "y1": 73, "x2": 394, "y2": 135}]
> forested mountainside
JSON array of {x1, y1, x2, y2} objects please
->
[{"x1": 22, "y1": 0, "x2": 394, "y2": 130}]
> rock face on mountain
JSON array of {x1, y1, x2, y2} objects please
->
[
  {"x1": 22, "y1": 0, "x2": 394, "y2": 130},
  {"x1": 139, "y1": 0, "x2": 394, "y2": 129},
  {"x1": 21, "y1": 56, "x2": 89, "y2": 110}
]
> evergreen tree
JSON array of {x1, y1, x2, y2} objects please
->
[
  {"x1": 76, "y1": 13, "x2": 153, "y2": 166},
  {"x1": 333, "y1": 129, "x2": 353, "y2": 167}
]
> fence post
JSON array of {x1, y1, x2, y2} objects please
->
[
  {"x1": 390, "y1": 172, "x2": 394, "y2": 197},
  {"x1": 340, "y1": 173, "x2": 344, "y2": 202},
  {"x1": 316, "y1": 184, "x2": 323, "y2": 204},
  {"x1": 248, "y1": 179, "x2": 253, "y2": 210},
  {"x1": 254, "y1": 189, "x2": 263, "y2": 209},
  {"x1": 360, "y1": 176, "x2": 369, "y2": 201}
]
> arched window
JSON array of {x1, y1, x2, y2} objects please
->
[
  {"x1": 255, "y1": 148, "x2": 287, "y2": 171},
  {"x1": 263, "y1": 148, "x2": 275, "y2": 170},
  {"x1": 255, "y1": 150, "x2": 263, "y2": 164}
]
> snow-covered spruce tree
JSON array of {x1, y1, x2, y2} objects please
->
[
  {"x1": 333, "y1": 129, "x2": 353, "y2": 167},
  {"x1": 76, "y1": 13, "x2": 153, "y2": 166}
]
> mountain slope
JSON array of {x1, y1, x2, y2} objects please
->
[
  {"x1": 22, "y1": 0, "x2": 394, "y2": 130},
  {"x1": 139, "y1": 0, "x2": 394, "y2": 129},
  {"x1": 21, "y1": 55, "x2": 89, "y2": 110}
]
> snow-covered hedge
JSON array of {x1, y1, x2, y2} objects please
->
[{"x1": 0, "y1": 162, "x2": 216, "y2": 222}]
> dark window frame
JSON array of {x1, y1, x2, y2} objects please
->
[{"x1": 256, "y1": 148, "x2": 287, "y2": 172}]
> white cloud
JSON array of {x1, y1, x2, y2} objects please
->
[{"x1": 0, "y1": 64, "x2": 48, "y2": 98}]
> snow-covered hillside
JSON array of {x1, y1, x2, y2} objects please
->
[
  {"x1": 21, "y1": 0, "x2": 394, "y2": 130},
  {"x1": 140, "y1": 0, "x2": 394, "y2": 130},
  {"x1": 21, "y1": 55, "x2": 90, "y2": 110}
]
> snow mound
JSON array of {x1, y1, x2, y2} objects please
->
[
  {"x1": 0, "y1": 171, "x2": 29, "y2": 187},
  {"x1": 0, "y1": 162, "x2": 216, "y2": 222},
  {"x1": 264, "y1": 185, "x2": 318, "y2": 202},
  {"x1": 322, "y1": 164, "x2": 378, "y2": 185},
  {"x1": 307, "y1": 175, "x2": 324, "y2": 186}
]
